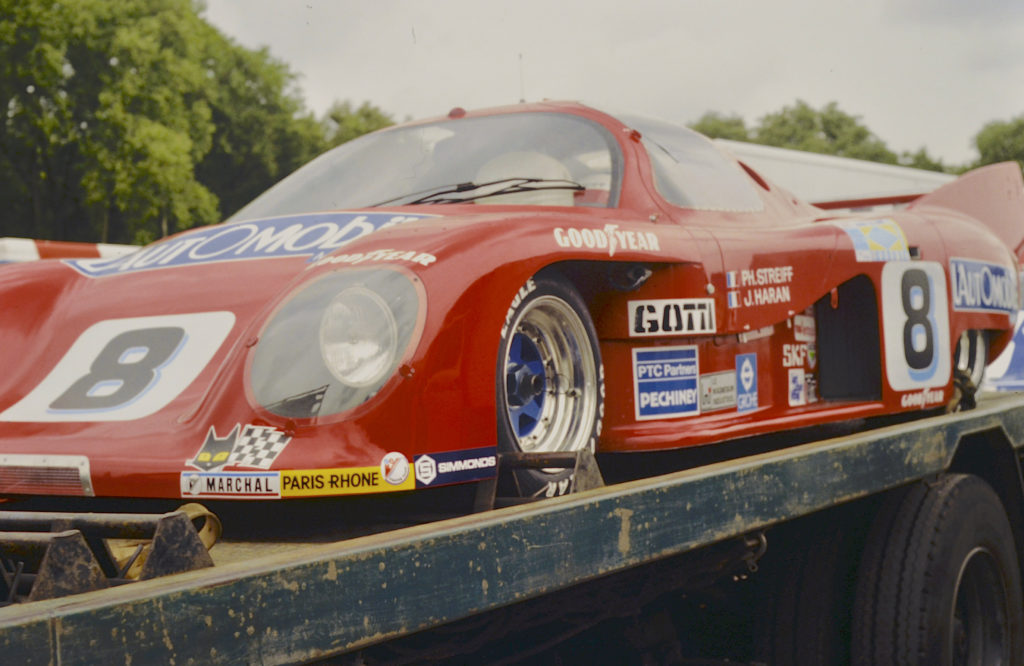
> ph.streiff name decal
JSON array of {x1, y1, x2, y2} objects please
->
[
  {"x1": 629, "y1": 298, "x2": 715, "y2": 337},
  {"x1": 65, "y1": 212, "x2": 430, "y2": 278},
  {"x1": 950, "y1": 258, "x2": 1017, "y2": 314}
]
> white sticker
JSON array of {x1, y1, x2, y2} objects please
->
[
  {"x1": 1, "y1": 312, "x2": 235, "y2": 422},
  {"x1": 881, "y1": 262, "x2": 951, "y2": 392}
]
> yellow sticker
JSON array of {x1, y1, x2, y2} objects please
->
[{"x1": 280, "y1": 466, "x2": 414, "y2": 497}]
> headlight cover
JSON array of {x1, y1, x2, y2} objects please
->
[{"x1": 250, "y1": 268, "x2": 421, "y2": 419}]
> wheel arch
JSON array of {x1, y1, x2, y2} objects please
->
[{"x1": 948, "y1": 427, "x2": 1024, "y2": 587}]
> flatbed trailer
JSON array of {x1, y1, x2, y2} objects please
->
[{"x1": 4, "y1": 393, "x2": 1024, "y2": 663}]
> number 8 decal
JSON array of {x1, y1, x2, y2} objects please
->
[
  {"x1": 882, "y1": 262, "x2": 950, "y2": 391},
  {"x1": 0, "y1": 312, "x2": 235, "y2": 422}
]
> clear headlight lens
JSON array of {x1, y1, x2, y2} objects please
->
[
  {"x1": 319, "y1": 287, "x2": 398, "y2": 387},
  {"x1": 250, "y1": 269, "x2": 421, "y2": 419}
]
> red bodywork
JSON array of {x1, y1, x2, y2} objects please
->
[{"x1": 0, "y1": 102, "x2": 1022, "y2": 501}]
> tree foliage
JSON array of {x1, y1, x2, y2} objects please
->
[
  {"x1": 975, "y1": 116, "x2": 1024, "y2": 171},
  {"x1": 755, "y1": 100, "x2": 899, "y2": 164},
  {"x1": 691, "y1": 100, "x2": 953, "y2": 174},
  {"x1": 323, "y1": 100, "x2": 394, "y2": 148},
  {"x1": 0, "y1": 0, "x2": 338, "y2": 243}
]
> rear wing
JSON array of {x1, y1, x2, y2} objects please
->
[
  {"x1": 909, "y1": 162, "x2": 1024, "y2": 261},
  {"x1": 813, "y1": 193, "x2": 923, "y2": 210},
  {"x1": 814, "y1": 162, "x2": 1024, "y2": 263}
]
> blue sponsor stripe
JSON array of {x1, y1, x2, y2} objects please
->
[
  {"x1": 950, "y1": 258, "x2": 1017, "y2": 313},
  {"x1": 65, "y1": 212, "x2": 431, "y2": 278}
]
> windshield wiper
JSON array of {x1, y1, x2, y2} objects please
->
[{"x1": 369, "y1": 177, "x2": 584, "y2": 207}]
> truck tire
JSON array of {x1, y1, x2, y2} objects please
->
[
  {"x1": 756, "y1": 505, "x2": 869, "y2": 665},
  {"x1": 852, "y1": 474, "x2": 1024, "y2": 665},
  {"x1": 496, "y1": 273, "x2": 603, "y2": 498}
]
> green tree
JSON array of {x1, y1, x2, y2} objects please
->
[
  {"x1": 689, "y1": 111, "x2": 751, "y2": 141},
  {"x1": 323, "y1": 100, "x2": 394, "y2": 148},
  {"x1": 898, "y1": 148, "x2": 949, "y2": 173},
  {"x1": 755, "y1": 100, "x2": 899, "y2": 164},
  {"x1": 195, "y1": 37, "x2": 326, "y2": 220},
  {"x1": 0, "y1": 0, "x2": 329, "y2": 243},
  {"x1": 974, "y1": 116, "x2": 1024, "y2": 171}
]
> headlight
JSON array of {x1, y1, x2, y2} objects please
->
[
  {"x1": 250, "y1": 269, "x2": 421, "y2": 419},
  {"x1": 319, "y1": 287, "x2": 398, "y2": 387}
]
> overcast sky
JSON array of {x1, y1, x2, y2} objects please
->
[{"x1": 202, "y1": 0, "x2": 1024, "y2": 165}]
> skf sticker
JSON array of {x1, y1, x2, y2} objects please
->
[
  {"x1": 188, "y1": 424, "x2": 291, "y2": 471},
  {"x1": 949, "y1": 258, "x2": 1017, "y2": 314},
  {"x1": 836, "y1": 219, "x2": 910, "y2": 262},
  {"x1": 414, "y1": 447, "x2": 498, "y2": 488},
  {"x1": 181, "y1": 471, "x2": 280, "y2": 498},
  {"x1": 633, "y1": 346, "x2": 699, "y2": 420},
  {"x1": 736, "y1": 353, "x2": 758, "y2": 413},
  {"x1": 65, "y1": 212, "x2": 431, "y2": 278},
  {"x1": 630, "y1": 299, "x2": 715, "y2": 337}
]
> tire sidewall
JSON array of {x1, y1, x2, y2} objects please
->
[{"x1": 495, "y1": 273, "x2": 604, "y2": 498}]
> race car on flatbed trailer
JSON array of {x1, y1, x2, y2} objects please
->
[{"x1": 0, "y1": 101, "x2": 1023, "y2": 509}]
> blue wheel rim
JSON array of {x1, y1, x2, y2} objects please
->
[{"x1": 506, "y1": 332, "x2": 546, "y2": 438}]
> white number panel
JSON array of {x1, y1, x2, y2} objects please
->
[
  {"x1": 881, "y1": 261, "x2": 951, "y2": 391},
  {"x1": 0, "y1": 311, "x2": 235, "y2": 422}
]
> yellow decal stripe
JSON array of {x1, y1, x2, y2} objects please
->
[{"x1": 280, "y1": 467, "x2": 414, "y2": 497}]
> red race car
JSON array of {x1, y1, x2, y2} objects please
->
[{"x1": 1, "y1": 101, "x2": 1022, "y2": 503}]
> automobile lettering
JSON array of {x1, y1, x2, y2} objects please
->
[
  {"x1": 280, "y1": 466, "x2": 413, "y2": 496},
  {"x1": 950, "y1": 258, "x2": 1017, "y2": 314},
  {"x1": 65, "y1": 213, "x2": 430, "y2": 277}
]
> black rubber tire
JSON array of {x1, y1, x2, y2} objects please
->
[
  {"x1": 756, "y1": 505, "x2": 870, "y2": 665},
  {"x1": 496, "y1": 273, "x2": 603, "y2": 498},
  {"x1": 852, "y1": 474, "x2": 1024, "y2": 665}
]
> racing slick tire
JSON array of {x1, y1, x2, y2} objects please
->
[
  {"x1": 852, "y1": 474, "x2": 1024, "y2": 665},
  {"x1": 496, "y1": 273, "x2": 604, "y2": 498}
]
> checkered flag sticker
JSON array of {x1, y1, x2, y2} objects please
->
[{"x1": 227, "y1": 425, "x2": 291, "y2": 469}]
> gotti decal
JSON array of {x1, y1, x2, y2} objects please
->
[{"x1": 629, "y1": 298, "x2": 716, "y2": 337}]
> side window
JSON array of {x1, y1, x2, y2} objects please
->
[{"x1": 625, "y1": 116, "x2": 765, "y2": 212}]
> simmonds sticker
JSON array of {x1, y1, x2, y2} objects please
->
[{"x1": 65, "y1": 212, "x2": 431, "y2": 278}]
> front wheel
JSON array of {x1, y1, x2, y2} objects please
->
[{"x1": 496, "y1": 274, "x2": 603, "y2": 498}]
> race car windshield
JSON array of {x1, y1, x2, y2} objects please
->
[{"x1": 229, "y1": 112, "x2": 622, "y2": 220}]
